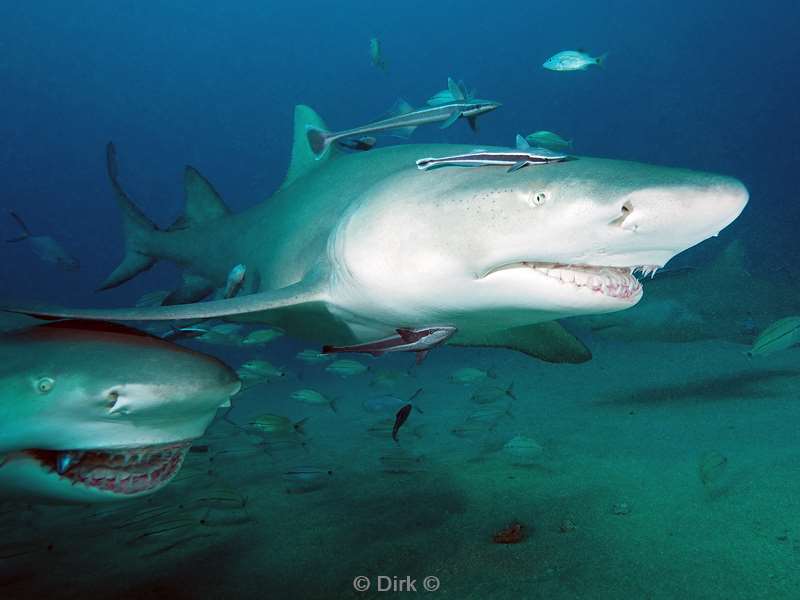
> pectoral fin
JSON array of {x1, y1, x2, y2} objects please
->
[
  {"x1": 4, "y1": 265, "x2": 332, "y2": 324},
  {"x1": 449, "y1": 321, "x2": 591, "y2": 363},
  {"x1": 440, "y1": 111, "x2": 461, "y2": 129},
  {"x1": 507, "y1": 161, "x2": 528, "y2": 173}
]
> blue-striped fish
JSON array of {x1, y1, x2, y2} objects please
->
[{"x1": 416, "y1": 135, "x2": 567, "y2": 173}]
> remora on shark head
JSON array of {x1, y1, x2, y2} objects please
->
[
  {"x1": 5, "y1": 105, "x2": 748, "y2": 363},
  {"x1": 0, "y1": 320, "x2": 241, "y2": 504}
]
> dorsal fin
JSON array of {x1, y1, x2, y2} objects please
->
[
  {"x1": 281, "y1": 105, "x2": 338, "y2": 191},
  {"x1": 170, "y1": 167, "x2": 231, "y2": 230}
]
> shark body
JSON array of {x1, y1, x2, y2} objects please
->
[
  {"x1": 6, "y1": 105, "x2": 749, "y2": 363},
  {"x1": 0, "y1": 320, "x2": 241, "y2": 503}
]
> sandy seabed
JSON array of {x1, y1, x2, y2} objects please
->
[{"x1": 3, "y1": 332, "x2": 800, "y2": 600}]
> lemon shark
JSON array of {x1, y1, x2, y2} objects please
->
[
  {"x1": 6, "y1": 105, "x2": 749, "y2": 363},
  {"x1": 0, "y1": 320, "x2": 241, "y2": 503}
]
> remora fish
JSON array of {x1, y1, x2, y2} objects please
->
[
  {"x1": 5, "y1": 210, "x2": 80, "y2": 271},
  {"x1": 0, "y1": 320, "x2": 241, "y2": 504},
  {"x1": 543, "y1": 49, "x2": 607, "y2": 71},
  {"x1": 6, "y1": 107, "x2": 748, "y2": 366},
  {"x1": 322, "y1": 326, "x2": 455, "y2": 363},
  {"x1": 306, "y1": 78, "x2": 500, "y2": 158},
  {"x1": 416, "y1": 135, "x2": 567, "y2": 173}
]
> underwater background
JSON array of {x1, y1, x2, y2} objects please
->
[{"x1": 2, "y1": 1, "x2": 800, "y2": 598}]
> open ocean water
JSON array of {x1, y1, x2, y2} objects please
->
[{"x1": 1, "y1": 2, "x2": 800, "y2": 599}]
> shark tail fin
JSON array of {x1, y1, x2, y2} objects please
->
[
  {"x1": 596, "y1": 52, "x2": 608, "y2": 68},
  {"x1": 6, "y1": 210, "x2": 31, "y2": 242},
  {"x1": 283, "y1": 105, "x2": 338, "y2": 189},
  {"x1": 98, "y1": 142, "x2": 159, "y2": 291}
]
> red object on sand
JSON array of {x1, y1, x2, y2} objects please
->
[{"x1": 492, "y1": 522, "x2": 525, "y2": 544}]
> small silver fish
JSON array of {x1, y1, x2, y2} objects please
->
[
  {"x1": 747, "y1": 316, "x2": 800, "y2": 357},
  {"x1": 283, "y1": 465, "x2": 333, "y2": 494},
  {"x1": 295, "y1": 349, "x2": 334, "y2": 364},
  {"x1": 223, "y1": 264, "x2": 246, "y2": 298},
  {"x1": 502, "y1": 435, "x2": 544, "y2": 465},
  {"x1": 417, "y1": 135, "x2": 566, "y2": 173},
  {"x1": 362, "y1": 389, "x2": 424, "y2": 414},
  {"x1": 525, "y1": 131, "x2": 573, "y2": 151},
  {"x1": 6, "y1": 210, "x2": 79, "y2": 271},
  {"x1": 325, "y1": 359, "x2": 368, "y2": 377},
  {"x1": 470, "y1": 383, "x2": 516, "y2": 405},
  {"x1": 543, "y1": 49, "x2": 607, "y2": 72},
  {"x1": 249, "y1": 414, "x2": 307, "y2": 436},
  {"x1": 449, "y1": 367, "x2": 496, "y2": 384},
  {"x1": 290, "y1": 388, "x2": 337, "y2": 412},
  {"x1": 240, "y1": 328, "x2": 283, "y2": 345},
  {"x1": 369, "y1": 37, "x2": 386, "y2": 71}
]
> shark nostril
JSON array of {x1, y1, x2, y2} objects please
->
[{"x1": 610, "y1": 201, "x2": 634, "y2": 227}]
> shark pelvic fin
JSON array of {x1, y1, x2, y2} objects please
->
[
  {"x1": 449, "y1": 321, "x2": 592, "y2": 363},
  {"x1": 286, "y1": 105, "x2": 338, "y2": 186},
  {"x1": 168, "y1": 167, "x2": 231, "y2": 231},
  {"x1": 98, "y1": 142, "x2": 158, "y2": 291},
  {"x1": 163, "y1": 273, "x2": 214, "y2": 305}
]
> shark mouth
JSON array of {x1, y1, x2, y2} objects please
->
[
  {"x1": 485, "y1": 262, "x2": 660, "y2": 300},
  {"x1": 27, "y1": 441, "x2": 191, "y2": 495}
]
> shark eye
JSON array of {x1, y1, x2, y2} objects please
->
[
  {"x1": 35, "y1": 377, "x2": 55, "y2": 394},
  {"x1": 107, "y1": 390, "x2": 120, "y2": 407},
  {"x1": 526, "y1": 191, "x2": 547, "y2": 207}
]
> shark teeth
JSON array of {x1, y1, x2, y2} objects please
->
[
  {"x1": 28, "y1": 441, "x2": 191, "y2": 495},
  {"x1": 491, "y1": 262, "x2": 654, "y2": 300}
]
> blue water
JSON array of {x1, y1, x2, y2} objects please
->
[
  {"x1": 2, "y1": 2, "x2": 800, "y2": 598},
  {"x1": 2, "y1": 1, "x2": 797, "y2": 302}
]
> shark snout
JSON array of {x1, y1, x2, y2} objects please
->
[{"x1": 613, "y1": 177, "x2": 748, "y2": 254}]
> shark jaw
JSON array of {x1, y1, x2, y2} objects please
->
[
  {"x1": 481, "y1": 262, "x2": 660, "y2": 302},
  {"x1": 25, "y1": 441, "x2": 191, "y2": 497},
  {"x1": 0, "y1": 320, "x2": 242, "y2": 503}
]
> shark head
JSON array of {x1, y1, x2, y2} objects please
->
[
  {"x1": 0, "y1": 320, "x2": 241, "y2": 503},
  {"x1": 331, "y1": 151, "x2": 748, "y2": 334}
]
